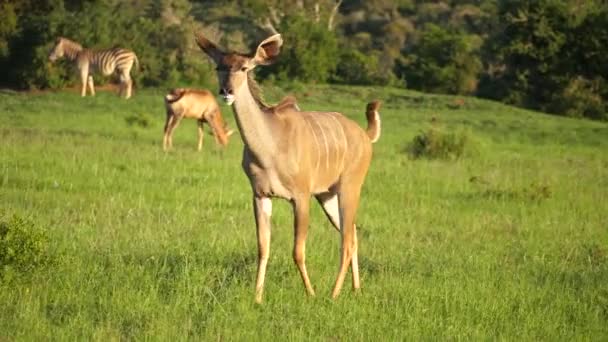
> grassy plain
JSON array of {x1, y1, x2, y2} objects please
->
[{"x1": 1, "y1": 85, "x2": 607, "y2": 340}]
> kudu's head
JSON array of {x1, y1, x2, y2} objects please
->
[
  {"x1": 48, "y1": 37, "x2": 65, "y2": 62},
  {"x1": 195, "y1": 33, "x2": 283, "y2": 105}
]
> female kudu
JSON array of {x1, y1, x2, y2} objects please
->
[
  {"x1": 196, "y1": 33, "x2": 381, "y2": 303},
  {"x1": 163, "y1": 88, "x2": 234, "y2": 151}
]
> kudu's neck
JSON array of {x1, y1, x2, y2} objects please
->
[{"x1": 231, "y1": 74, "x2": 279, "y2": 165}]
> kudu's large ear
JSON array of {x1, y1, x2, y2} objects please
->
[
  {"x1": 195, "y1": 33, "x2": 223, "y2": 64},
  {"x1": 252, "y1": 34, "x2": 283, "y2": 66}
]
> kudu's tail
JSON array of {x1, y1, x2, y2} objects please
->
[
  {"x1": 365, "y1": 100, "x2": 381, "y2": 143},
  {"x1": 165, "y1": 88, "x2": 187, "y2": 104}
]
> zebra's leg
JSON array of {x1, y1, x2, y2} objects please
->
[
  {"x1": 117, "y1": 73, "x2": 125, "y2": 98},
  {"x1": 87, "y1": 76, "x2": 95, "y2": 96},
  {"x1": 80, "y1": 70, "x2": 88, "y2": 97},
  {"x1": 126, "y1": 77, "x2": 133, "y2": 99},
  {"x1": 119, "y1": 71, "x2": 133, "y2": 99}
]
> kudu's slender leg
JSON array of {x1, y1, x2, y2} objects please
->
[
  {"x1": 253, "y1": 196, "x2": 272, "y2": 303},
  {"x1": 197, "y1": 120, "x2": 205, "y2": 151},
  {"x1": 352, "y1": 229, "x2": 360, "y2": 290},
  {"x1": 331, "y1": 184, "x2": 362, "y2": 299},
  {"x1": 292, "y1": 195, "x2": 315, "y2": 296},
  {"x1": 165, "y1": 115, "x2": 182, "y2": 151},
  {"x1": 162, "y1": 114, "x2": 174, "y2": 151},
  {"x1": 87, "y1": 76, "x2": 95, "y2": 96},
  {"x1": 316, "y1": 192, "x2": 360, "y2": 291}
]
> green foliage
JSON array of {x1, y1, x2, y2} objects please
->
[
  {"x1": 0, "y1": 213, "x2": 48, "y2": 274},
  {"x1": 0, "y1": 1, "x2": 19, "y2": 61},
  {"x1": 484, "y1": 0, "x2": 570, "y2": 109},
  {"x1": 0, "y1": 0, "x2": 607, "y2": 121},
  {"x1": 470, "y1": 177, "x2": 552, "y2": 203},
  {"x1": 1, "y1": 0, "x2": 213, "y2": 90},
  {"x1": 125, "y1": 112, "x2": 153, "y2": 128},
  {"x1": 400, "y1": 24, "x2": 482, "y2": 95},
  {"x1": 332, "y1": 47, "x2": 397, "y2": 85},
  {"x1": 261, "y1": 14, "x2": 339, "y2": 83},
  {"x1": 408, "y1": 122, "x2": 475, "y2": 160},
  {"x1": 550, "y1": 77, "x2": 607, "y2": 121},
  {"x1": 477, "y1": 0, "x2": 608, "y2": 120}
]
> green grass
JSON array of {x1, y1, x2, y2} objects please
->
[{"x1": 1, "y1": 85, "x2": 607, "y2": 340}]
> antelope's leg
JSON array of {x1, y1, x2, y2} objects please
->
[
  {"x1": 87, "y1": 76, "x2": 95, "y2": 96},
  {"x1": 331, "y1": 185, "x2": 362, "y2": 299},
  {"x1": 197, "y1": 120, "x2": 204, "y2": 151},
  {"x1": 292, "y1": 195, "x2": 315, "y2": 296},
  {"x1": 166, "y1": 116, "x2": 182, "y2": 150},
  {"x1": 316, "y1": 192, "x2": 360, "y2": 291},
  {"x1": 163, "y1": 114, "x2": 174, "y2": 151},
  {"x1": 253, "y1": 196, "x2": 272, "y2": 303}
]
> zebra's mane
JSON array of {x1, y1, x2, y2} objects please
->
[{"x1": 59, "y1": 37, "x2": 83, "y2": 60}]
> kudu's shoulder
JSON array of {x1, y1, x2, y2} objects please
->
[{"x1": 268, "y1": 95, "x2": 300, "y2": 115}]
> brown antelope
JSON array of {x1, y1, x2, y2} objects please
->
[
  {"x1": 163, "y1": 88, "x2": 235, "y2": 151},
  {"x1": 196, "y1": 33, "x2": 381, "y2": 303}
]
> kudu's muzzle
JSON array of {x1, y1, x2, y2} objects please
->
[{"x1": 219, "y1": 88, "x2": 235, "y2": 105}]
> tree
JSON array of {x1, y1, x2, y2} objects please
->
[
  {"x1": 478, "y1": 0, "x2": 570, "y2": 110},
  {"x1": 259, "y1": 13, "x2": 339, "y2": 83},
  {"x1": 399, "y1": 23, "x2": 482, "y2": 95}
]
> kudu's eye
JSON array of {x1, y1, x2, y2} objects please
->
[{"x1": 240, "y1": 67, "x2": 248, "y2": 72}]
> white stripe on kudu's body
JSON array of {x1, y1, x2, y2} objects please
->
[
  {"x1": 313, "y1": 116, "x2": 330, "y2": 170},
  {"x1": 325, "y1": 113, "x2": 349, "y2": 174},
  {"x1": 196, "y1": 32, "x2": 382, "y2": 303},
  {"x1": 302, "y1": 116, "x2": 321, "y2": 179}
]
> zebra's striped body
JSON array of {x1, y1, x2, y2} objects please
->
[{"x1": 49, "y1": 37, "x2": 139, "y2": 99}]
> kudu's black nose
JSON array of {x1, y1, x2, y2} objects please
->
[{"x1": 219, "y1": 88, "x2": 233, "y2": 96}]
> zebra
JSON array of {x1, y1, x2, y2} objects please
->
[{"x1": 48, "y1": 37, "x2": 139, "y2": 99}]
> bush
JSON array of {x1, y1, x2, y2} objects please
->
[
  {"x1": 125, "y1": 112, "x2": 153, "y2": 128},
  {"x1": 408, "y1": 123, "x2": 475, "y2": 160},
  {"x1": 550, "y1": 77, "x2": 607, "y2": 121},
  {"x1": 399, "y1": 24, "x2": 482, "y2": 95},
  {"x1": 0, "y1": 213, "x2": 48, "y2": 274}
]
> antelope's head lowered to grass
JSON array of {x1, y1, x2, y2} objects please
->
[{"x1": 163, "y1": 88, "x2": 235, "y2": 152}]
